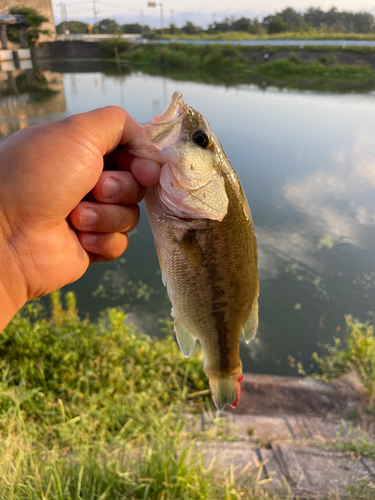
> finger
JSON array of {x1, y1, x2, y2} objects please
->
[
  {"x1": 70, "y1": 202, "x2": 140, "y2": 233},
  {"x1": 62, "y1": 106, "x2": 143, "y2": 156},
  {"x1": 78, "y1": 232, "x2": 129, "y2": 262},
  {"x1": 115, "y1": 150, "x2": 161, "y2": 186},
  {"x1": 103, "y1": 150, "x2": 115, "y2": 170},
  {"x1": 131, "y1": 157, "x2": 161, "y2": 187},
  {"x1": 91, "y1": 171, "x2": 146, "y2": 205}
]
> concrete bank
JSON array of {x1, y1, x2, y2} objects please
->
[{"x1": 190, "y1": 373, "x2": 374, "y2": 499}]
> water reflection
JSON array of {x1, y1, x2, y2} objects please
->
[
  {"x1": 0, "y1": 65, "x2": 66, "y2": 138},
  {"x1": 1, "y1": 60, "x2": 375, "y2": 376}
]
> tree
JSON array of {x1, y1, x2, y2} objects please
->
[
  {"x1": 56, "y1": 20, "x2": 88, "y2": 34},
  {"x1": 303, "y1": 7, "x2": 326, "y2": 29},
  {"x1": 231, "y1": 17, "x2": 253, "y2": 32},
  {"x1": 121, "y1": 23, "x2": 150, "y2": 34},
  {"x1": 95, "y1": 18, "x2": 120, "y2": 34},
  {"x1": 9, "y1": 6, "x2": 49, "y2": 44},
  {"x1": 278, "y1": 7, "x2": 306, "y2": 30},
  {"x1": 352, "y1": 12, "x2": 375, "y2": 33},
  {"x1": 263, "y1": 15, "x2": 288, "y2": 34},
  {"x1": 180, "y1": 21, "x2": 203, "y2": 35}
]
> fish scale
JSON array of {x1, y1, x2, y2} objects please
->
[{"x1": 129, "y1": 92, "x2": 259, "y2": 411}]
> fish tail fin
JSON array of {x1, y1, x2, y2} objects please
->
[{"x1": 209, "y1": 375, "x2": 243, "y2": 412}]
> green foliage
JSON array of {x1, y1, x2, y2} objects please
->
[
  {"x1": 344, "y1": 479, "x2": 375, "y2": 499},
  {"x1": 309, "y1": 316, "x2": 375, "y2": 398},
  {"x1": 288, "y1": 52, "x2": 303, "y2": 64},
  {"x1": 0, "y1": 292, "x2": 290, "y2": 499},
  {"x1": 256, "y1": 58, "x2": 374, "y2": 80},
  {"x1": 121, "y1": 22, "x2": 151, "y2": 34},
  {"x1": 317, "y1": 437, "x2": 375, "y2": 460},
  {"x1": 1, "y1": 291, "x2": 207, "y2": 440},
  {"x1": 56, "y1": 20, "x2": 88, "y2": 34},
  {"x1": 115, "y1": 42, "x2": 248, "y2": 73},
  {"x1": 9, "y1": 6, "x2": 49, "y2": 44},
  {"x1": 98, "y1": 37, "x2": 131, "y2": 57},
  {"x1": 264, "y1": 16, "x2": 288, "y2": 34},
  {"x1": 96, "y1": 18, "x2": 121, "y2": 35}
]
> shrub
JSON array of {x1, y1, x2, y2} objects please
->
[{"x1": 311, "y1": 316, "x2": 375, "y2": 399}]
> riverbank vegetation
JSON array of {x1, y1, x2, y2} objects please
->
[
  {"x1": 0, "y1": 291, "x2": 292, "y2": 499},
  {"x1": 98, "y1": 40, "x2": 375, "y2": 92}
]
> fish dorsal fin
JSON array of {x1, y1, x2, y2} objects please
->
[
  {"x1": 155, "y1": 242, "x2": 166, "y2": 287},
  {"x1": 173, "y1": 316, "x2": 196, "y2": 358},
  {"x1": 242, "y1": 297, "x2": 259, "y2": 344}
]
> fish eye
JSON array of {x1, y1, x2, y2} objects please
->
[{"x1": 192, "y1": 129, "x2": 210, "y2": 149}]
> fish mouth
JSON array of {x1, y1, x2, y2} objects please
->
[
  {"x1": 152, "y1": 91, "x2": 185, "y2": 124},
  {"x1": 144, "y1": 91, "x2": 186, "y2": 143}
]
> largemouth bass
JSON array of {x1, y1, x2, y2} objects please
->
[{"x1": 129, "y1": 92, "x2": 259, "y2": 411}]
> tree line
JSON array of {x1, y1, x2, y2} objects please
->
[{"x1": 56, "y1": 7, "x2": 375, "y2": 36}]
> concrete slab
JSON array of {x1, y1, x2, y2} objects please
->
[
  {"x1": 361, "y1": 456, "x2": 375, "y2": 476},
  {"x1": 277, "y1": 444, "x2": 374, "y2": 491},
  {"x1": 258, "y1": 447, "x2": 287, "y2": 489},
  {"x1": 196, "y1": 440, "x2": 265, "y2": 485},
  {"x1": 285, "y1": 416, "x2": 312, "y2": 440},
  {"x1": 226, "y1": 414, "x2": 292, "y2": 441}
]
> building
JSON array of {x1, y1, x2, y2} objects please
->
[{"x1": 0, "y1": 0, "x2": 56, "y2": 42}]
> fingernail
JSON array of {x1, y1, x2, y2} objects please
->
[
  {"x1": 80, "y1": 208, "x2": 98, "y2": 229},
  {"x1": 102, "y1": 177, "x2": 119, "y2": 199},
  {"x1": 83, "y1": 233, "x2": 97, "y2": 247}
]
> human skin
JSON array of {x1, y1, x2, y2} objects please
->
[{"x1": 0, "y1": 106, "x2": 161, "y2": 331}]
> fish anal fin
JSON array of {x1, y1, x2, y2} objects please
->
[
  {"x1": 174, "y1": 318, "x2": 196, "y2": 358},
  {"x1": 155, "y1": 242, "x2": 166, "y2": 287},
  {"x1": 209, "y1": 375, "x2": 242, "y2": 412},
  {"x1": 242, "y1": 296, "x2": 259, "y2": 344}
]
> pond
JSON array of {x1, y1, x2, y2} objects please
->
[{"x1": 1, "y1": 60, "x2": 375, "y2": 375}]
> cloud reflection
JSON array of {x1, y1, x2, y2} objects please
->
[{"x1": 257, "y1": 133, "x2": 375, "y2": 280}]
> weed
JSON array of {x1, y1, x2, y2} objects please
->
[{"x1": 247, "y1": 426, "x2": 255, "y2": 437}]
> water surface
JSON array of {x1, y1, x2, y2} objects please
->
[{"x1": 1, "y1": 61, "x2": 375, "y2": 375}]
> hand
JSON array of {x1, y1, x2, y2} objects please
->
[{"x1": 0, "y1": 106, "x2": 160, "y2": 330}]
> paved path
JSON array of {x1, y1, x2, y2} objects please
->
[{"x1": 188, "y1": 374, "x2": 375, "y2": 498}]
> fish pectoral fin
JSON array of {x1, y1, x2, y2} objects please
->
[
  {"x1": 242, "y1": 296, "x2": 259, "y2": 344},
  {"x1": 174, "y1": 318, "x2": 196, "y2": 358},
  {"x1": 177, "y1": 230, "x2": 203, "y2": 271},
  {"x1": 155, "y1": 242, "x2": 166, "y2": 287}
]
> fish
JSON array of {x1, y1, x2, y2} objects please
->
[{"x1": 128, "y1": 92, "x2": 259, "y2": 411}]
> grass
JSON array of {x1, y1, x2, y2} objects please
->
[
  {"x1": 0, "y1": 291, "x2": 291, "y2": 499},
  {"x1": 252, "y1": 57, "x2": 374, "y2": 80},
  {"x1": 306, "y1": 316, "x2": 375, "y2": 399},
  {"x1": 153, "y1": 30, "x2": 375, "y2": 41}
]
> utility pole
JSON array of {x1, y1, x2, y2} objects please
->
[
  {"x1": 59, "y1": 2, "x2": 67, "y2": 34},
  {"x1": 159, "y1": 3, "x2": 164, "y2": 35},
  {"x1": 170, "y1": 9, "x2": 174, "y2": 26},
  {"x1": 140, "y1": 9, "x2": 144, "y2": 36},
  {"x1": 63, "y1": 4, "x2": 69, "y2": 33},
  {"x1": 147, "y1": 2, "x2": 164, "y2": 36},
  {"x1": 92, "y1": 0, "x2": 98, "y2": 33}
]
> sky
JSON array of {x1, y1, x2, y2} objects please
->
[{"x1": 52, "y1": 0, "x2": 375, "y2": 27}]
